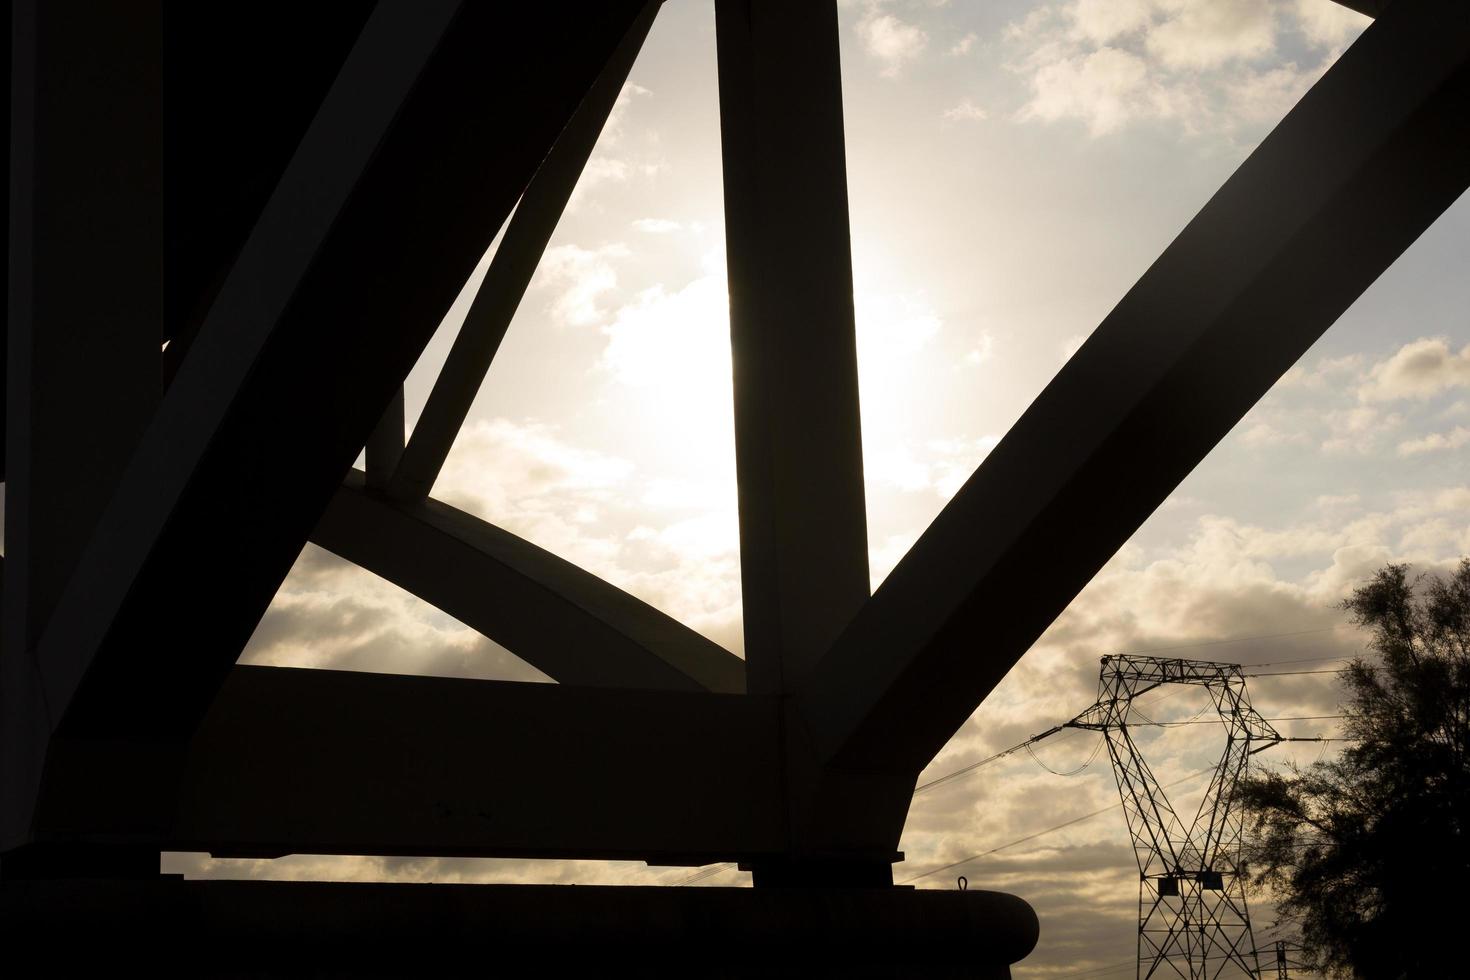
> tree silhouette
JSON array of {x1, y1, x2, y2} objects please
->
[{"x1": 1239, "y1": 559, "x2": 1470, "y2": 978}]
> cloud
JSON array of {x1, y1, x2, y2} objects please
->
[
  {"x1": 965, "y1": 334, "x2": 995, "y2": 365},
  {"x1": 1318, "y1": 405, "x2": 1401, "y2": 455},
  {"x1": 1398, "y1": 426, "x2": 1470, "y2": 457},
  {"x1": 434, "y1": 414, "x2": 742, "y2": 654},
  {"x1": 599, "y1": 267, "x2": 731, "y2": 403},
  {"x1": 631, "y1": 218, "x2": 682, "y2": 234},
  {"x1": 856, "y1": 11, "x2": 929, "y2": 77},
  {"x1": 240, "y1": 545, "x2": 552, "y2": 683},
  {"x1": 949, "y1": 32, "x2": 977, "y2": 56},
  {"x1": 1224, "y1": 59, "x2": 1329, "y2": 127},
  {"x1": 1020, "y1": 45, "x2": 1156, "y2": 137},
  {"x1": 531, "y1": 243, "x2": 629, "y2": 327},
  {"x1": 605, "y1": 81, "x2": 652, "y2": 144},
  {"x1": 1359, "y1": 337, "x2": 1470, "y2": 403},
  {"x1": 1061, "y1": 333, "x2": 1089, "y2": 362},
  {"x1": 1144, "y1": 0, "x2": 1277, "y2": 70},
  {"x1": 567, "y1": 82, "x2": 665, "y2": 211},
  {"x1": 1008, "y1": 0, "x2": 1362, "y2": 139},
  {"x1": 1230, "y1": 340, "x2": 1470, "y2": 457},
  {"x1": 944, "y1": 99, "x2": 989, "y2": 122},
  {"x1": 1292, "y1": 0, "x2": 1369, "y2": 49},
  {"x1": 1068, "y1": 0, "x2": 1155, "y2": 44},
  {"x1": 1238, "y1": 420, "x2": 1308, "y2": 448},
  {"x1": 866, "y1": 434, "x2": 1000, "y2": 503}
]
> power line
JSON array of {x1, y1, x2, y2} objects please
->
[
  {"x1": 1025, "y1": 732, "x2": 1106, "y2": 776},
  {"x1": 1116, "y1": 626, "x2": 1353, "y2": 657},
  {"x1": 1033, "y1": 960, "x2": 1139, "y2": 980},
  {"x1": 674, "y1": 863, "x2": 737, "y2": 887},
  {"x1": 913, "y1": 724, "x2": 1069, "y2": 795},
  {"x1": 899, "y1": 766, "x2": 1217, "y2": 884},
  {"x1": 1252, "y1": 655, "x2": 1356, "y2": 667},
  {"x1": 678, "y1": 724, "x2": 1081, "y2": 885},
  {"x1": 677, "y1": 656, "x2": 1359, "y2": 887},
  {"x1": 1245, "y1": 667, "x2": 1374, "y2": 677},
  {"x1": 901, "y1": 684, "x2": 1228, "y2": 800},
  {"x1": 1138, "y1": 714, "x2": 1345, "y2": 727}
]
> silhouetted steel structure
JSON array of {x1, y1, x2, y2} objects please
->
[
  {"x1": 1069, "y1": 658, "x2": 1282, "y2": 979},
  {"x1": 1, "y1": 0, "x2": 1465, "y2": 973}
]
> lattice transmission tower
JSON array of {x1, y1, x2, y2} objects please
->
[{"x1": 1067, "y1": 656, "x2": 1282, "y2": 979}]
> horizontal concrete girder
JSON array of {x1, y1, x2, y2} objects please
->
[
  {"x1": 311, "y1": 471, "x2": 745, "y2": 693},
  {"x1": 1, "y1": 879, "x2": 1039, "y2": 976},
  {"x1": 25, "y1": 667, "x2": 784, "y2": 862},
  {"x1": 797, "y1": 0, "x2": 1470, "y2": 776}
]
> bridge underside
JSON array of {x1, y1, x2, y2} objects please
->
[{"x1": 2, "y1": 0, "x2": 1465, "y2": 973}]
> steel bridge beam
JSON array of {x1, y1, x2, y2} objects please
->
[
  {"x1": 12, "y1": 2, "x2": 648, "y2": 853},
  {"x1": 311, "y1": 470, "x2": 746, "y2": 693},
  {"x1": 715, "y1": 0, "x2": 870, "y2": 696},
  {"x1": 35, "y1": 667, "x2": 784, "y2": 862},
  {"x1": 797, "y1": 0, "x2": 1470, "y2": 778},
  {"x1": 386, "y1": 1, "x2": 660, "y2": 503},
  {"x1": 3, "y1": 0, "x2": 164, "y2": 854}
]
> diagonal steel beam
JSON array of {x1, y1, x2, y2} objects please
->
[
  {"x1": 312, "y1": 470, "x2": 745, "y2": 693},
  {"x1": 364, "y1": 387, "x2": 406, "y2": 491},
  {"x1": 798, "y1": 0, "x2": 1470, "y2": 776},
  {"x1": 28, "y1": 1, "x2": 647, "y2": 762},
  {"x1": 1330, "y1": 0, "x2": 1390, "y2": 17},
  {"x1": 386, "y1": 1, "x2": 660, "y2": 502}
]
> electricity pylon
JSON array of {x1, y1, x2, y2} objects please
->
[{"x1": 1068, "y1": 656, "x2": 1282, "y2": 979}]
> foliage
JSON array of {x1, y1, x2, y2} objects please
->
[{"x1": 1238, "y1": 559, "x2": 1470, "y2": 979}]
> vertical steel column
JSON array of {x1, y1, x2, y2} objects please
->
[
  {"x1": 3, "y1": 0, "x2": 163, "y2": 872},
  {"x1": 715, "y1": 0, "x2": 869, "y2": 696}
]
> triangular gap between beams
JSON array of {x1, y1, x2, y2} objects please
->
[{"x1": 236, "y1": 542, "x2": 555, "y2": 685}]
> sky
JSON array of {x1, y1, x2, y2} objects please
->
[{"x1": 167, "y1": 1, "x2": 1470, "y2": 976}]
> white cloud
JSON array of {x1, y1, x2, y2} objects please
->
[
  {"x1": 599, "y1": 271, "x2": 731, "y2": 398},
  {"x1": 1144, "y1": 0, "x2": 1277, "y2": 70},
  {"x1": 532, "y1": 243, "x2": 629, "y2": 327},
  {"x1": 870, "y1": 530, "x2": 921, "y2": 586},
  {"x1": 944, "y1": 99, "x2": 989, "y2": 122},
  {"x1": 1224, "y1": 59, "x2": 1328, "y2": 127},
  {"x1": 1231, "y1": 341, "x2": 1469, "y2": 458},
  {"x1": 927, "y1": 435, "x2": 1002, "y2": 499},
  {"x1": 965, "y1": 334, "x2": 996, "y2": 365},
  {"x1": 949, "y1": 32, "x2": 977, "y2": 56},
  {"x1": 433, "y1": 415, "x2": 742, "y2": 653},
  {"x1": 1359, "y1": 337, "x2": 1470, "y2": 403},
  {"x1": 1068, "y1": 0, "x2": 1154, "y2": 44},
  {"x1": 1020, "y1": 46, "x2": 1154, "y2": 137},
  {"x1": 1238, "y1": 420, "x2": 1307, "y2": 448},
  {"x1": 632, "y1": 218, "x2": 682, "y2": 234},
  {"x1": 1293, "y1": 0, "x2": 1369, "y2": 49},
  {"x1": 1009, "y1": 0, "x2": 1349, "y2": 139},
  {"x1": 857, "y1": 12, "x2": 929, "y2": 77},
  {"x1": 240, "y1": 544, "x2": 553, "y2": 683},
  {"x1": 567, "y1": 82, "x2": 663, "y2": 211},
  {"x1": 1398, "y1": 426, "x2": 1470, "y2": 457},
  {"x1": 1319, "y1": 405, "x2": 1401, "y2": 455}
]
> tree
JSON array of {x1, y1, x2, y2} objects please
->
[{"x1": 1238, "y1": 559, "x2": 1470, "y2": 978}]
